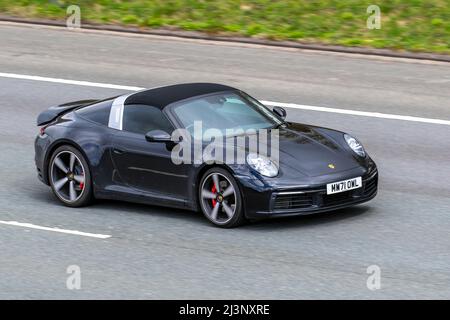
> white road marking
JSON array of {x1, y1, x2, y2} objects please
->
[
  {"x1": 1, "y1": 71, "x2": 449, "y2": 126},
  {"x1": 0, "y1": 72, "x2": 144, "y2": 91},
  {"x1": 262, "y1": 101, "x2": 450, "y2": 126},
  {"x1": 0, "y1": 220, "x2": 111, "y2": 239}
]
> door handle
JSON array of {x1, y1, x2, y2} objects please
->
[{"x1": 113, "y1": 148, "x2": 125, "y2": 155}]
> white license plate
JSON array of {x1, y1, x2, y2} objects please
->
[{"x1": 326, "y1": 177, "x2": 362, "y2": 195}]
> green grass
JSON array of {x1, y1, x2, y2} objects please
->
[{"x1": 1, "y1": 0, "x2": 449, "y2": 53}]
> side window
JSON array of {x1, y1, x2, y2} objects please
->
[
  {"x1": 122, "y1": 104, "x2": 173, "y2": 135},
  {"x1": 76, "y1": 100, "x2": 113, "y2": 126}
]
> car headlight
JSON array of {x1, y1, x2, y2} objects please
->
[
  {"x1": 246, "y1": 153, "x2": 278, "y2": 177},
  {"x1": 344, "y1": 133, "x2": 366, "y2": 157}
]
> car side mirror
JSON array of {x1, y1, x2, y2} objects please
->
[
  {"x1": 145, "y1": 130, "x2": 173, "y2": 143},
  {"x1": 273, "y1": 106, "x2": 287, "y2": 120}
]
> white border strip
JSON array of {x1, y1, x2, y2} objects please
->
[
  {"x1": 0, "y1": 220, "x2": 111, "y2": 239},
  {"x1": 1, "y1": 72, "x2": 449, "y2": 126}
]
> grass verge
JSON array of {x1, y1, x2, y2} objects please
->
[{"x1": 0, "y1": 0, "x2": 449, "y2": 54}]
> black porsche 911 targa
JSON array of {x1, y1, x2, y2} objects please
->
[{"x1": 35, "y1": 83, "x2": 377, "y2": 227}]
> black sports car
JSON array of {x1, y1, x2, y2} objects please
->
[{"x1": 35, "y1": 83, "x2": 378, "y2": 228}]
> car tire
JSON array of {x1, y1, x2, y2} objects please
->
[
  {"x1": 48, "y1": 145, "x2": 93, "y2": 207},
  {"x1": 198, "y1": 167, "x2": 246, "y2": 228}
]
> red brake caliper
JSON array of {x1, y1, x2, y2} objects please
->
[
  {"x1": 211, "y1": 185, "x2": 217, "y2": 207},
  {"x1": 79, "y1": 174, "x2": 85, "y2": 190}
]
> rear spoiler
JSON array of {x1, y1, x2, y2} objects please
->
[{"x1": 37, "y1": 99, "x2": 99, "y2": 126}]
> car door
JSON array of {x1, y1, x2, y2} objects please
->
[{"x1": 110, "y1": 104, "x2": 189, "y2": 200}]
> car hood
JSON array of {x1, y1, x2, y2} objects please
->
[
  {"x1": 201, "y1": 122, "x2": 367, "y2": 185},
  {"x1": 272, "y1": 123, "x2": 361, "y2": 179}
]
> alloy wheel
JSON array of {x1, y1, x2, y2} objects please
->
[
  {"x1": 50, "y1": 150, "x2": 86, "y2": 203},
  {"x1": 200, "y1": 172, "x2": 237, "y2": 224}
]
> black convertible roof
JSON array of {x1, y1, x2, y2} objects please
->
[{"x1": 124, "y1": 83, "x2": 236, "y2": 109}]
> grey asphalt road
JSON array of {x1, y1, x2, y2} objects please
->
[{"x1": 0, "y1": 23, "x2": 449, "y2": 299}]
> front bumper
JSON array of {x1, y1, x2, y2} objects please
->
[{"x1": 240, "y1": 167, "x2": 378, "y2": 219}]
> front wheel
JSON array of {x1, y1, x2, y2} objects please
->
[
  {"x1": 199, "y1": 168, "x2": 246, "y2": 228},
  {"x1": 48, "y1": 145, "x2": 93, "y2": 207}
]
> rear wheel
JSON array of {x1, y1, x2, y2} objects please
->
[
  {"x1": 48, "y1": 145, "x2": 92, "y2": 207},
  {"x1": 199, "y1": 168, "x2": 246, "y2": 228}
]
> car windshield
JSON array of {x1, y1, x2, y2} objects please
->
[{"x1": 171, "y1": 91, "x2": 282, "y2": 138}]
